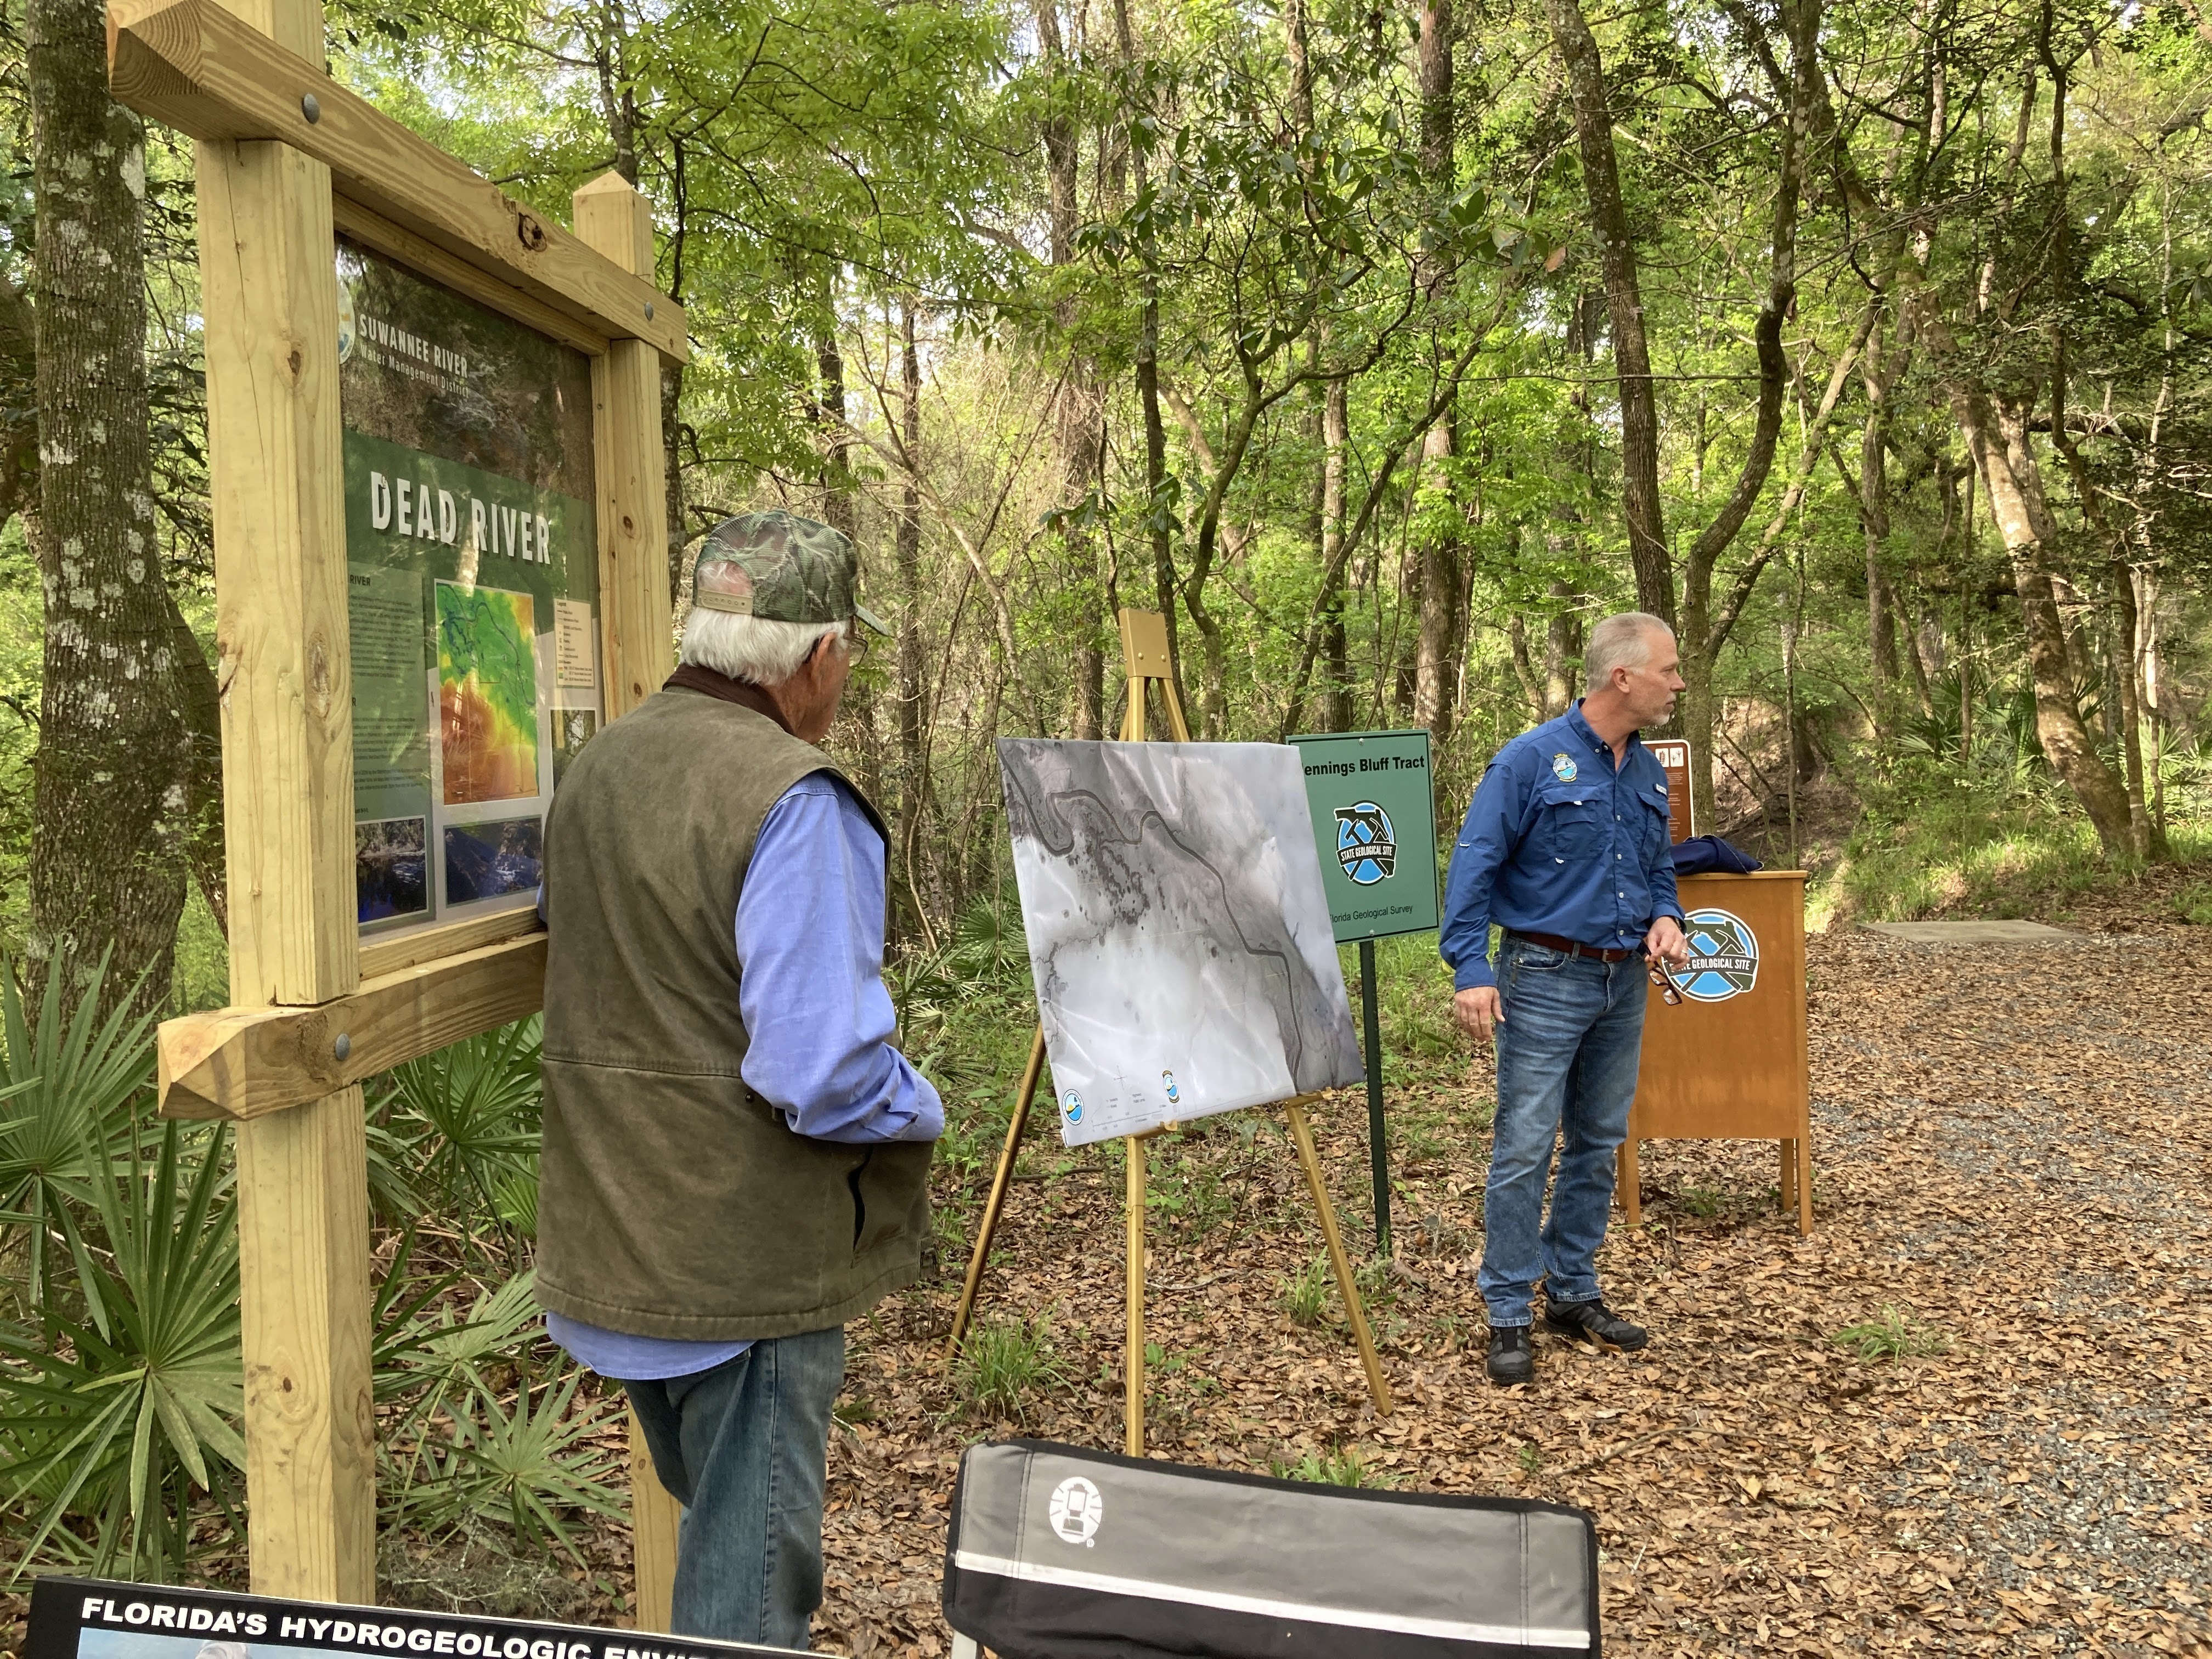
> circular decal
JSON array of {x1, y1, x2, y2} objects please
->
[
  {"x1": 1161, "y1": 1069, "x2": 1180, "y2": 1105},
  {"x1": 1333, "y1": 800, "x2": 1397, "y2": 886},
  {"x1": 1551, "y1": 753, "x2": 1579, "y2": 782},
  {"x1": 1048, "y1": 1475, "x2": 1103, "y2": 1546},
  {"x1": 1061, "y1": 1090, "x2": 1082, "y2": 1125},
  {"x1": 1675, "y1": 908, "x2": 1760, "y2": 1002}
]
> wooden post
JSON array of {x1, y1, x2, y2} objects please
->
[
  {"x1": 572, "y1": 173, "x2": 681, "y2": 1632},
  {"x1": 574, "y1": 173, "x2": 674, "y2": 717},
  {"x1": 568, "y1": 172, "x2": 680, "y2": 1629},
  {"x1": 195, "y1": 0, "x2": 375, "y2": 1601}
]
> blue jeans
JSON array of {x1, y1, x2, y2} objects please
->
[
  {"x1": 1479, "y1": 936, "x2": 1647, "y2": 1328},
  {"x1": 623, "y1": 1327, "x2": 846, "y2": 1650}
]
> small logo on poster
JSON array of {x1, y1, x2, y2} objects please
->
[
  {"x1": 1334, "y1": 801, "x2": 1396, "y2": 885},
  {"x1": 1048, "y1": 1475, "x2": 1103, "y2": 1545},
  {"x1": 1161, "y1": 1070, "x2": 1179, "y2": 1104},
  {"x1": 1062, "y1": 1090, "x2": 1082, "y2": 1125},
  {"x1": 1551, "y1": 753, "x2": 1579, "y2": 782},
  {"x1": 336, "y1": 281, "x2": 358, "y2": 364},
  {"x1": 1676, "y1": 908, "x2": 1760, "y2": 1002}
]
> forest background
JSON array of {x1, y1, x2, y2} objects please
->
[{"x1": 3, "y1": 0, "x2": 2212, "y2": 1606}]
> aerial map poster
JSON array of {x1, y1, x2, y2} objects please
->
[
  {"x1": 337, "y1": 236, "x2": 599, "y2": 934},
  {"x1": 998, "y1": 739, "x2": 1365, "y2": 1148}
]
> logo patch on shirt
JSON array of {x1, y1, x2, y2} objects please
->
[{"x1": 1551, "y1": 753, "x2": 1579, "y2": 782}]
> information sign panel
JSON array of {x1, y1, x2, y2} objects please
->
[
  {"x1": 26, "y1": 1575, "x2": 798, "y2": 1659},
  {"x1": 1644, "y1": 738, "x2": 1694, "y2": 843},
  {"x1": 1285, "y1": 729, "x2": 1440, "y2": 943},
  {"x1": 337, "y1": 238, "x2": 600, "y2": 935}
]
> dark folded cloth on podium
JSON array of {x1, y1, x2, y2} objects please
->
[{"x1": 1670, "y1": 834, "x2": 1764, "y2": 875}]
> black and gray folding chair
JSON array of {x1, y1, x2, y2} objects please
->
[{"x1": 943, "y1": 1438, "x2": 1600, "y2": 1658}]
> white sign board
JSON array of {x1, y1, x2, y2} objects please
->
[{"x1": 998, "y1": 739, "x2": 1365, "y2": 1147}]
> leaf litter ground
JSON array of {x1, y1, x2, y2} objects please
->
[
  {"x1": 10, "y1": 911, "x2": 2203, "y2": 1657},
  {"x1": 807, "y1": 917, "x2": 2211, "y2": 1656}
]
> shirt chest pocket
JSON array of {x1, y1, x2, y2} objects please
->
[
  {"x1": 1533, "y1": 780, "x2": 1603, "y2": 861},
  {"x1": 1638, "y1": 787, "x2": 1672, "y2": 861}
]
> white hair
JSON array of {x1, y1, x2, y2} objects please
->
[
  {"x1": 1584, "y1": 611, "x2": 1672, "y2": 686},
  {"x1": 679, "y1": 606, "x2": 843, "y2": 686}
]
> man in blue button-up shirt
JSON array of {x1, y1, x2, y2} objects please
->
[{"x1": 1441, "y1": 612, "x2": 1691, "y2": 1386}]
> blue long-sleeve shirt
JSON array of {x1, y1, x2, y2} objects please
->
[
  {"x1": 1440, "y1": 704, "x2": 1684, "y2": 992},
  {"x1": 547, "y1": 769, "x2": 943, "y2": 1379}
]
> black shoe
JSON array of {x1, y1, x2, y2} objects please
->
[
  {"x1": 1486, "y1": 1324, "x2": 1534, "y2": 1385},
  {"x1": 1543, "y1": 1299, "x2": 1649, "y2": 1351}
]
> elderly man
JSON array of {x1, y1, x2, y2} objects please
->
[
  {"x1": 1441, "y1": 611, "x2": 1691, "y2": 1387},
  {"x1": 537, "y1": 511, "x2": 940, "y2": 1649}
]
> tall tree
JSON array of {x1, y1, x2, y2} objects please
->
[{"x1": 24, "y1": 0, "x2": 189, "y2": 1016}]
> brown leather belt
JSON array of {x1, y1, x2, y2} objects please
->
[{"x1": 1508, "y1": 929, "x2": 1635, "y2": 963}]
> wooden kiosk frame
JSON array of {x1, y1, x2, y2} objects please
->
[
  {"x1": 949, "y1": 610, "x2": 1392, "y2": 1457},
  {"x1": 111, "y1": 0, "x2": 683, "y2": 1618}
]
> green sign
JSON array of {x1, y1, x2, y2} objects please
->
[
  {"x1": 1285, "y1": 729, "x2": 1440, "y2": 943},
  {"x1": 337, "y1": 235, "x2": 602, "y2": 936}
]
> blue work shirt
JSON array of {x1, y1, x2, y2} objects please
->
[
  {"x1": 1440, "y1": 704, "x2": 1684, "y2": 992},
  {"x1": 546, "y1": 769, "x2": 943, "y2": 1380}
]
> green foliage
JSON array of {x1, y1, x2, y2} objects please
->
[
  {"x1": 955, "y1": 1312, "x2": 1065, "y2": 1423},
  {"x1": 1830, "y1": 1307, "x2": 1951, "y2": 1363},
  {"x1": 0, "y1": 951, "x2": 161, "y2": 1310},
  {"x1": 1280, "y1": 1257, "x2": 1331, "y2": 1327},
  {"x1": 374, "y1": 1018, "x2": 544, "y2": 1240},
  {"x1": 2175, "y1": 881, "x2": 2212, "y2": 926},
  {"x1": 1812, "y1": 755, "x2": 2212, "y2": 928},
  {"x1": 1269, "y1": 1444, "x2": 1395, "y2": 1488},
  {"x1": 0, "y1": 1113, "x2": 243, "y2": 1583}
]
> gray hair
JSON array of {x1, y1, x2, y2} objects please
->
[
  {"x1": 679, "y1": 606, "x2": 842, "y2": 686},
  {"x1": 1584, "y1": 611, "x2": 1673, "y2": 686}
]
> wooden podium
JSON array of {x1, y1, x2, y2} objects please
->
[{"x1": 1618, "y1": 871, "x2": 1813, "y2": 1235}]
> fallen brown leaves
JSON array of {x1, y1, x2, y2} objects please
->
[{"x1": 810, "y1": 915, "x2": 2212, "y2": 1657}]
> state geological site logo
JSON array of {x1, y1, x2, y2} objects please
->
[
  {"x1": 1673, "y1": 908, "x2": 1760, "y2": 1002},
  {"x1": 1334, "y1": 801, "x2": 1396, "y2": 886}
]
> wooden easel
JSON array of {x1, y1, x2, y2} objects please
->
[{"x1": 949, "y1": 608, "x2": 1392, "y2": 1455}]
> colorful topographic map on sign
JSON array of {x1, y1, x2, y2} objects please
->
[{"x1": 437, "y1": 582, "x2": 538, "y2": 804}]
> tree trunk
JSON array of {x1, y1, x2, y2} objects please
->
[
  {"x1": 664, "y1": 139, "x2": 690, "y2": 602},
  {"x1": 1319, "y1": 375, "x2": 1350, "y2": 731},
  {"x1": 1113, "y1": 0, "x2": 1184, "y2": 712},
  {"x1": 1544, "y1": 583, "x2": 1582, "y2": 716},
  {"x1": 25, "y1": 0, "x2": 190, "y2": 1019},
  {"x1": 1542, "y1": 0, "x2": 1671, "y2": 625},
  {"x1": 896, "y1": 300, "x2": 927, "y2": 918},
  {"x1": 1675, "y1": 0, "x2": 1816, "y2": 825},
  {"x1": 1035, "y1": 0, "x2": 1104, "y2": 738},
  {"x1": 1953, "y1": 385, "x2": 2134, "y2": 855}
]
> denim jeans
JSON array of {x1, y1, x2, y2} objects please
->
[
  {"x1": 1478, "y1": 935, "x2": 1647, "y2": 1328},
  {"x1": 623, "y1": 1326, "x2": 847, "y2": 1651}
]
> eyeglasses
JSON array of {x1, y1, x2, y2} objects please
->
[
  {"x1": 837, "y1": 623, "x2": 871, "y2": 669},
  {"x1": 1646, "y1": 955, "x2": 1684, "y2": 1005}
]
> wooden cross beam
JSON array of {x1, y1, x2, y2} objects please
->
[{"x1": 106, "y1": 0, "x2": 689, "y2": 363}]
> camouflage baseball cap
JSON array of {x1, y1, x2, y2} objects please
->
[{"x1": 691, "y1": 510, "x2": 889, "y2": 634}]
